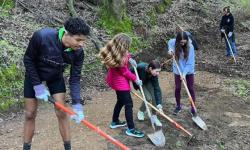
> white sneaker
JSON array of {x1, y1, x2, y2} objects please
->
[
  {"x1": 137, "y1": 111, "x2": 145, "y2": 121},
  {"x1": 151, "y1": 115, "x2": 162, "y2": 127}
]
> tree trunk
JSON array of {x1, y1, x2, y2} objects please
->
[
  {"x1": 112, "y1": 0, "x2": 126, "y2": 21},
  {"x1": 65, "y1": 0, "x2": 103, "y2": 50},
  {"x1": 66, "y1": 0, "x2": 77, "y2": 17},
  {"x1": 103, "y1": 0, "x2": 126, "y2": 21}
]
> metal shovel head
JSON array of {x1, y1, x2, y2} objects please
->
[
  {"x1": 192, "y1": 115, "x2": 208, "y2": 130},
  {"x1": 147, "y1": 129, "x2": 166, "y2": 147}
]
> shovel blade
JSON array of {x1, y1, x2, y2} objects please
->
[
  {"x1": 192, "y1": 115, "x2": 208, "y2": 130},
  {"x1": 147, "y1": 130, "x2": 166, "y2": 147}
]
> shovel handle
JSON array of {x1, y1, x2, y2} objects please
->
[
  {"x1": 131, "y1": 91, "x2": 192, "y2": 137},
  {"x1": 48, "y1": 97, "x2": 130, "y2": 150},
  {"x1": 223, "y1": 31, "x2": 237, "y2": 63},
  {"x1": 133, "y1": 66, "x2": 155, "y2": 130},
  {"x1": 172, "y1": 57, "x2": 197, "y2": 112}
]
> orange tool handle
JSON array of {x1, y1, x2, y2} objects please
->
[
  {"x1": 49, "y1": 97, "x2": 130, "y2": 150},
  {"x1": 131, "y1": 91, "x2": 192, "y2": 137}
]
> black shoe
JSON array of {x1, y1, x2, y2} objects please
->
[{"x1": 173, "y1": 106, "x2": 182, "y2": 115}]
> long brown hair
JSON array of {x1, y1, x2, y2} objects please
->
[
  {"x1": 99, "y1": 33, "x2": 131, "y2": 68},
  {"x1": 175, "y1": 31, "x2": 189, "y2": 61}
]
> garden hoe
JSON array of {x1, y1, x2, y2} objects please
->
[
  {"x1": 133, "y1": 66, "x2": 166, "y2": 147},
  {"x1": 222, "y1": 30, "x2": 237, "y2": 64},
  {"x1": 173, "y1": 57, "x2": 208, "y2": 130},
  {"x1": 48, "y1": 97, "x2": 130, "y2": 150}
]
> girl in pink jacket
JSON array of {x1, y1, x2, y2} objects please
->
[{"x1": 99, "y1": 33, "x2": 144, "y2": 138}]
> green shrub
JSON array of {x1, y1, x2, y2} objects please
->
[
  {"x1": 0, "y1": 64, "x2": 24, "y2": 112},
  {"x1": 226, "y1": 79, "x2": 250, "y2": 100},
  {"x1": 97, "y1": 2, "x2": 150, "y2": 52},
  {"x1": 155, "y1": 0, "x2": 172, "y2": 14},
  {"x1": 0, "y1": 0, "x2": 14, "y2": 17}
]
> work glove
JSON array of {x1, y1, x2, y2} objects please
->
[
  {"x1": 156, "y1": 104, "x2": 163, "y2": 113},
  {"x1": 129, "y1": 58, "x2": 137, "y2": 68},
  {"x1": 168, "y1": 50, "x2": 174, "y2": 56},
  {"x1": 135, "y1": 78, "x2": 143, "y2": 86},
  {"x1": 71, "y1": 103, "x2": 84, "y2": 124},
  {"x1": 220, "y1": 29, "x2": 225, "y2": 33},
  {"x1": 228, "y1": 32, "x2": 233, "y2": 37},
  {"x1": 33, "y1": 84, "x2": 50, "y2": 102}
]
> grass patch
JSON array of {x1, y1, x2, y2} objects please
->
[
  {"x1": 97, "y1": 2, "x2": 150, "y2": 53},
  {"x1": 0, "y1": 65, "x2": 24, "y2": 112},
  {"x1": 155, "y1": 0, "x2": 172, "y2": 14},
  {"x1": 0, "y1": 0, "x2": 14, "y2": 17},
  {"x1": 226, "y1": 79, "x2": 250, "y2": 100},
  {"x1": 0, "y1": 40, "x2": 24, "y2": 112},
  {"x1": 147, "y1": 8, "x2": 157, "y2": 26}
]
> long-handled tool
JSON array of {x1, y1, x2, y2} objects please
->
[
  {"x1": 173, "y1": 57, "x2": 208, "y2": 130},
  {"x1": 48, "y1": 97, "x2": 130, "y2": 150},
  {"x1": 131, "y1": 91, "x2": 193, "y2": 139},
  {"x1": 133, "y1": 66, "x2": 165, "y2": 147},
  {"x1": 222, "y1": 31, "x2": 237, "y2": 64}
]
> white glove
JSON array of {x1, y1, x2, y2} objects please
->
[
  {"x1": 157, "y1": 104, "x2": 163, "y2": 113},
  {"x1": 129, "y1": 58, "x2": 137, "y2": 68},
  {"x1": 71, "y1": 104, "x2": 84, "y2": 124},
  {"x1": 135, "y1": 78, "x2": 143, "y2": 86},
  {"x1": 228, "y1": 32, "x2": 233, "y2": 37},
  {"x1": 220, "y1": 29, "x2": 225, "y2": 33},
  {"x1": 168, "y1": 50, "x2": 174, "y2": 56}
]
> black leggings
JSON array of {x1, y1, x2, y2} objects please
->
[{"x1": 112, "y1": 90, "x2": 134, "y2": 129}]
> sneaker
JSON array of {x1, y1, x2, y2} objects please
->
[
  {"x1": 125, "y1": 128, "x2": 144, "y2": 138},
  {"x1": 173, "y1": 106, "x2": 182, "y2": 115},
  {"x1": 151, "y1": 115, "x2": 162, "y2": 127},
  {"x1": 110, "y1": 121, "x2": 127, "y2": 129},
  {"x1": 137, "y1": 111, "x2": 145, "y2": 121}
]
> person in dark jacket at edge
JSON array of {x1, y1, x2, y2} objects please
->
[
  {"x1": 22, "y1": 17, "x2": 90, "y2": 150},
  {"x1": 131, "y1": 60, "x2": 164, "y2": 127},
  {"x1": 220, "y1": 6, "x2": 238, "y2": 63}
]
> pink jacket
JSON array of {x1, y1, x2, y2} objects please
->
[{"x1": 106, "y1": 55, "x2": 136, "y2": 91}]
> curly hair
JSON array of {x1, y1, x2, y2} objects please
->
[
  {"x1": 64, "y1": 17, "x2": 90, "y2": 36},
  {"x1": 99, "y1": 33, "x2": 131, "y2": 68}
]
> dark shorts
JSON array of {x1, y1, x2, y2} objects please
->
[{"x1": 24, "y1": 77, "x2": 66, "y2": 98}]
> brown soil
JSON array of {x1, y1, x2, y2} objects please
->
[{"x1": 1, "y1": 71, "x2": 249, "y2": 150}]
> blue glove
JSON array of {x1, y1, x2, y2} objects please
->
[
  {"x1": 135, "y1": 78, "x2": 143, "y2": 86},
  {"x1": 129, "y1": 58, "x2": 137, "y2": 67},
  {"x1": 71, "y1": 103, "x2": 84, "y2": 124},
  {"x1": 228, "y1": 32, "x2": 233, "y2": 37},
  {"x1": 33, "y1": 84, "x2": 50, "y2": 102}
]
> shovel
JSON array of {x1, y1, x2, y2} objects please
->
[
  {"x1": 131, "y1": 91, "x2": 193, "y2": 138},
  {"x1": 132, "y1": 66, "x2": 166, "y2": 147},
  {"x1": 173, "y1": 57, "x2": 208, "y2": 130},
  {"x1": 222, "y1": 31, "x2": 237, "y2": 64},
  {"x1": 48, "y1": 97, "x2": 130, "y2": 150}
]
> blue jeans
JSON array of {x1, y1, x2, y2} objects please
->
[{"x1": 225, "y1": 36, "x2": 237, "y2": 57}]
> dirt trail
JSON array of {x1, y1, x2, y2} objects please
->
[{"x1": 1, "y1": 71, "x2": 250, "y2": 150}]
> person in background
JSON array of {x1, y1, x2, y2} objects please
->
[{"x1": 220, "y1": 6, "x2": 238, "y2": 62}]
